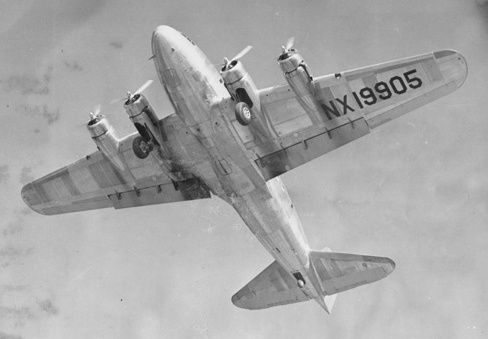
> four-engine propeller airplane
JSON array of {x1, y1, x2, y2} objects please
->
[{"x1": 21, "y1": 26, "x2": 467, "y2": 313}]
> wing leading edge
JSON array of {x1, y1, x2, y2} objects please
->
[{"x1": 251, "y1": 50, "x2": 467, "y2": 180}]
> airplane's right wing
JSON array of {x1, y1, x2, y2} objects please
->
[
  {"x1": 22, "y1": 125, "x2": 211, "y2": 216},
  {"x1": 245, "y1": 50, "x2": 467, "y2": 180}
]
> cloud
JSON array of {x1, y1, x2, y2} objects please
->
[
  {"x1": 15, "y1": 104, "x2": 60, "y2": 125},
  {"x1": 0, "y1": 246, "x2": 32, "y2": 268},
  {"x1": 63, "y1": 60, "x2": 83, "y2": 72},
  {"x1": 0, "y1": 285, "x2": 27, "y2": 294},
  {"x1": 2, "y1": 210, "x2": 29, "y2": 238},
  {"x1": 109, "y1": 41, "x2": 123, "y2": 49},
  {"x1": 0, "y1": 306, "x2": 34, "y2": 326},
  {"x1": 37, "y1": 299, "x2": 59, "y2": 316},
  {"x1": 0, "y1": 0, "x2": 107, "y2": 72},
  {"x1": 0, "y1": 67, "x2": 52, "y2": 96},
  {"x1": 0, "y1": 287, "x2": 59, "y2": 332},
  {"x1": 0, "y1": 165, "x2": 9, "y2": 183},
  {"x1": 19, "y1": 167, "x2": 34, "y2": 185},
  {"x1": 0, "y1": 331, "x2": 23, "y2": 339}
]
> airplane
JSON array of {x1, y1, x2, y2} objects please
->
[{"x1": 21, "y1": 25, "x2": 467, "y2": 314}]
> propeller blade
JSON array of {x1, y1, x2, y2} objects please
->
[
  {"x1": 109, "y1": 97, "x2": 120, "y2": 105},
  {"x1": 223, "y1": 57, "x2": 230, "y2": 68},
  {"x1": 93, "y1": 104, "x2": 101, "y2": 116},
  {"x1": 232, "y1": 45, "x2": 252, "y2": 62},
  {"x1": 134, "y1": 79, "x2": 153, "y2": 96},
  {"x1": 285, "y1": 37, "x2": 295, "y2": 51}
]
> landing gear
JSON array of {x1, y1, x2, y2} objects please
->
[
  {"x1": 293, "y1": 272, "x2": 306, "y2": 288},
  {"x1": 235, "y1": 102, "x2": 252, "y2": 125}
]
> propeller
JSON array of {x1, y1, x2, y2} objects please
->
[
  {"x1": 87, "y1": 104, "x2": 103, "y2": 126},
  {"x1": 282, "y1": 37, "x2": 295, "y2": 53},
  {"x1": 125, "y1": 79, "x2": 153, "y2": 104},
  {"x1": 222, "y1": 45, "x2": 253, "y2": 71},
  {"x1": 279, "y1": 37, "x2": 295, "y2": 60}
]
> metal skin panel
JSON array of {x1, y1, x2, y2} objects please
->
[
  {"x1": 232, "y1": 251, "x2": 394, "y2": 309},
  {"x1": 22, "y1": 25, "x2": 467, "y2": 313},
  {"x1": 309, "y1": 252, "x2": 395, "y2": 296},
  {"x1": 232, "y1": 260, "x2": 312, "y2": 309},
  {"x1": 21, "y1": 127, "x2": 212, "y2": 215},
  {"x1": 257, "y1": 118, "x2": 369, "y2": 180},
  {"x1": 253, "y1": 50, "x2": 467, "y2": 181}
]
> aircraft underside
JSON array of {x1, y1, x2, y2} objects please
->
[{"x1": 21, "y1": 25, "x2": 467, "y2": 313}]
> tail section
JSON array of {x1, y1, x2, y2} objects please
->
[
  {"x1": 232, "y1": 249, "x2": 394, "y2": 313},
  {"x1": 231, "y1": 260, "x2": 312, "y2": 310},
  {"x1": 315, "y1": 294, "x2": 337, "y2": 314}
]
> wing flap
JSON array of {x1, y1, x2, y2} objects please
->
[{"x1": 256, "y1": 117, "x2": 369, "y2": 179}]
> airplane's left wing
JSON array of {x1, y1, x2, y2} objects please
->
[
  {"x1": 21, "y1": 133, "x2": 210, "y2": 215},
  {"x1": 247, "y1": 50, "x2": 467, "y2": 180}
]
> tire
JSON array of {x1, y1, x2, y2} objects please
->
[{"x1": 235, "y1": 102, "x2": 252, "y2": 125}]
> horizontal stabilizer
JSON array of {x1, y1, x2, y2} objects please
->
[
  {"x1": 310, "y1": 251, "x2": 395, "y2": 295},
  {"x1": 232, "y1": 260, "x2": 312, "y2": 310}
]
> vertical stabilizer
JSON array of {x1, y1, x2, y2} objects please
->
[{"x1": 315, "y1": 295, "x2": 337, "y2": 314}]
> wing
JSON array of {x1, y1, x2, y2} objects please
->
[
  {"x1": 250, "y1": 50, "x2": 467, "y2": 180},
  {"x1": 21, "y1": 133, "x2": 210, "y2": 215}
]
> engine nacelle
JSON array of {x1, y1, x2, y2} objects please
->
[
  {"x1": 124, "y1": 93, "x2": 163, "y2": 146},
  {"x1": 221, "y1": 60, "x2": 261, "y2": 112},
  {"x1": 278, "y1": 50, "x2": 322, "y2": 120},
  {"x1": 221, "y1": 60, "x2": 273, "y2": 141},
  {"x1": 278, "y1": 50, "x2": 314, "y2": 94},
  {"x1": 124, "y1": 93, "x2": 183, "y2": 181},
  {"x1": 87, "y1": 115, "x2": 125, "y2": 170}
]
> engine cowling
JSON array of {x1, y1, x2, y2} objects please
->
[
  {"x1": 221, "y1": 60, "x2": 272, "y2": 142},
  {"x1": 278, "y1": 49, "x2": 314, "y2": 92},
  {"x1": 278, "y1": 48, "x2": 323, "y2": 121},
  {"x1": 124, "y1": 93, "x2": 183, "y2": 181},
  {"x1": 124, "y1": 93, "x2": 163, "y2": 146},
  {"x1": 221, "y1": 60, "x2": 260, "y2": 115},
  {"x1": 87, "y1": 115, "x2": 125, "y2": 170}
]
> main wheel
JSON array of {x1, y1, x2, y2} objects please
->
[{"x1": 235, "y1": 102, "x2": 252, "y2": 125}]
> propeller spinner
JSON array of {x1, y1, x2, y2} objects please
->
[
  {"x1": 222, "y1": 45, "x2": 253, "y2": 71},
  {"x1": 278, "y1": 37, "x2": 296, "y2": 61},
  {"x1": 87, "y1": 104, "x2": 102, "y2": 126},
  {"x1": 124, "y1": 80, "x2": 154, "y2": 105}
]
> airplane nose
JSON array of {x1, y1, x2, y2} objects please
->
[
  {"x1": 152, "y1": 25, "x2": 176, "y2": 42},
  {"x1": 151, "y1": 25, "x2": 180, "y2": 69},
  {"x1": 152, "y1": 25, "x2": 178, "y2": 53}
]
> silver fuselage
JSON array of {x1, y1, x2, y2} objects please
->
[{"x1": 151, "y1": 26, "x2": 321, "y2": 298}]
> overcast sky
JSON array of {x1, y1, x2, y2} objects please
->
[{"x1": 1, "y1": 0, "x2": 487, "y2": 338}]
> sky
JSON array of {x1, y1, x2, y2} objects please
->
[{"x1": 0, "y1": 0, "x2": 487, "y2": 338}]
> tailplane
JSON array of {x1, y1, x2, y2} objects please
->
[
  {"x1": 309, "y1": 249, "x2": 395, "y2": 313},
  {"x1": 232, "y1": 249, "x2": 394, "y2": 313}
]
